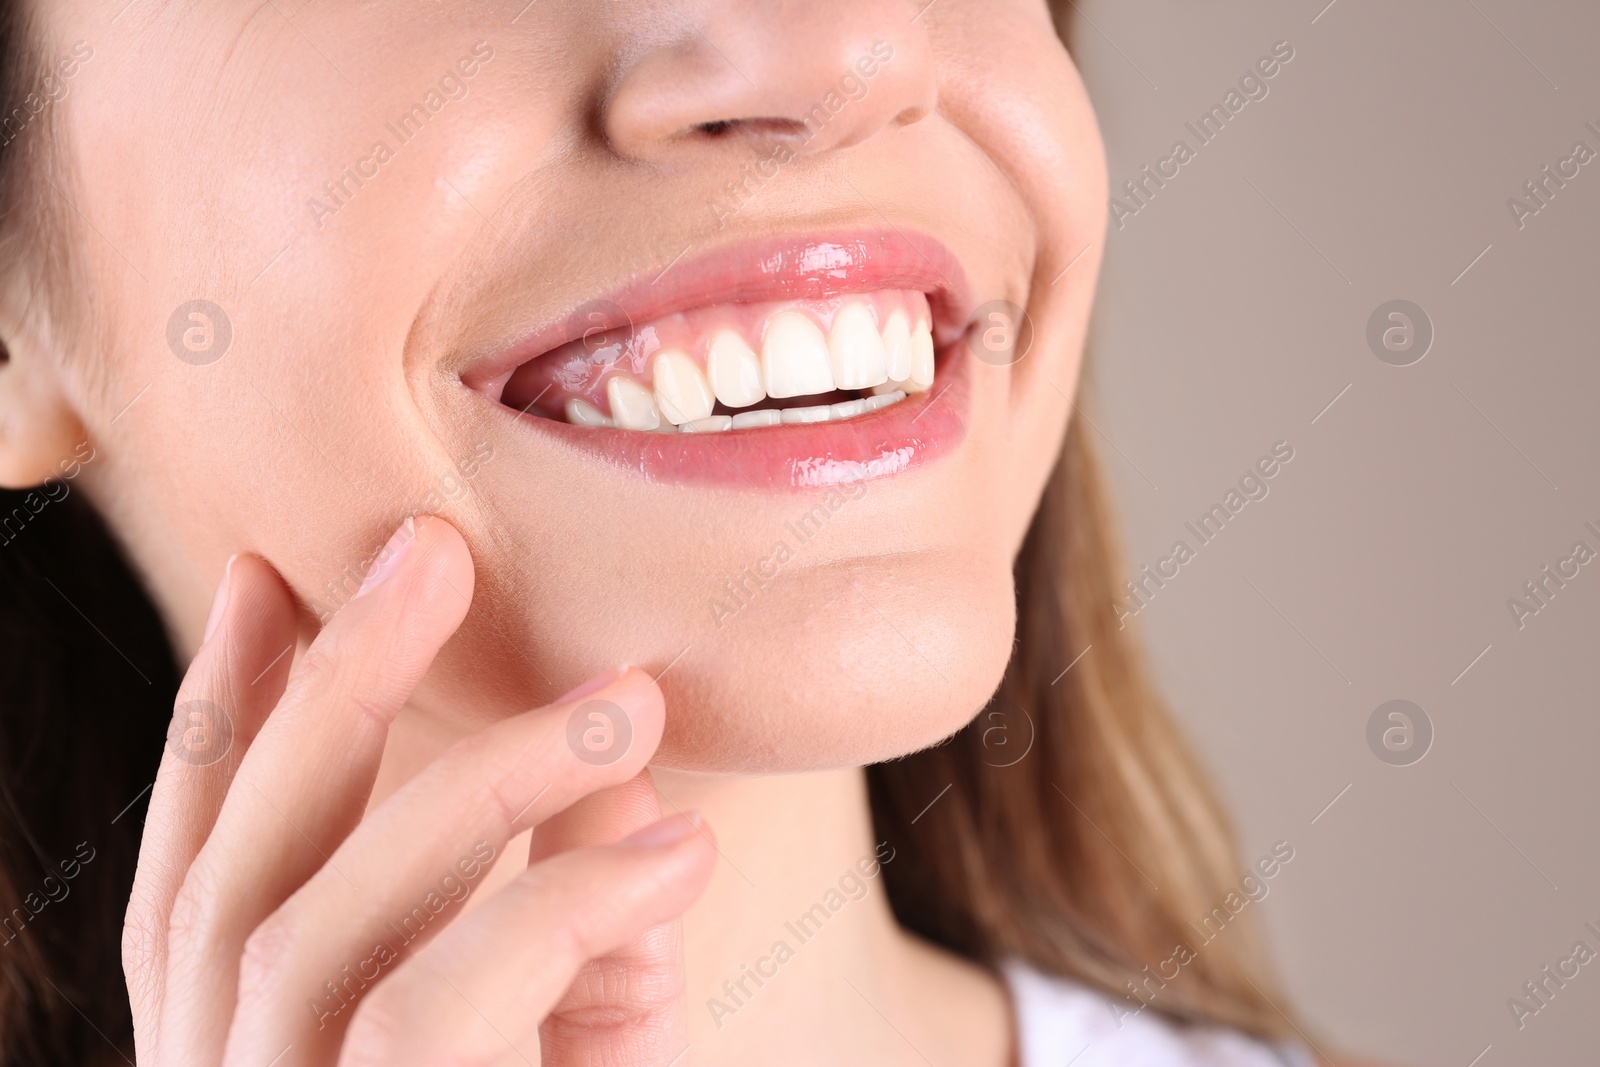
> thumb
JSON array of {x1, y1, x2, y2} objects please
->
[{"x1": 533, "y1": 770, "x2": 697, "y2": 1067}]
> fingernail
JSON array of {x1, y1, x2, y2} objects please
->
[
  {"x1": 622, "y1": 811, "x2": 702, "y2": 848},
  {"x1": 354, "y1": 517, "x2": 416, "y2": 599},
  {"x1": 556, "y1": 664, "x2": 634, "y2": 704},
  {"x1": 202, "y1": 555, "x2": 238, "y2": 644}
]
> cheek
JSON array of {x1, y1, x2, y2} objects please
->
[
  {"x1": 926, "y1": 10, "x2": 1106, "y2": 545},
  {"x1": 933, "y1": 3, "x2": 1109, "y2": 241},
  {"x1": 58, "y1": 15, "x2": 558, "y2": 632}
]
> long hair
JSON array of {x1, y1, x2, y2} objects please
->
[{"x1": 0, "y1": 3, "x2": 1296, "y2": 1061}]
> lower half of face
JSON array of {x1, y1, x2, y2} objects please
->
[{"x1": 56, "y1": 0, "x2": 1106, "y2": 772}]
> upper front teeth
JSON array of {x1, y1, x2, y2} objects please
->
[
  {"x1": 761, "y1": 304, "x2": 933, "y2": 398},
  {"x1": 827, "y1": 300, "x2": 889, "y2": 390},
  {"x1": 566, "y1": 302, "x2": 935, "y2": 431},
  {"x1": 762, "y1": 312, "x2": 835, "y2": 399}
]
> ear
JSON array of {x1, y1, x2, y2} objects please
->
[{"x1": 0, "y1": 303, "x2": 86, "y2": 489}]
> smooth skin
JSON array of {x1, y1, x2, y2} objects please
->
[{"x1": 126, "y1": 516, "x2": 718, "y2": 1065}]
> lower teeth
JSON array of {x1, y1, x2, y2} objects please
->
[{"x1": 562, "y1": 390, "x2": 909, "y2": 432}]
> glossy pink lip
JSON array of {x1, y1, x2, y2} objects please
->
[{"x1": 462, "y1": 229, "x2": 975, "y2": 490}]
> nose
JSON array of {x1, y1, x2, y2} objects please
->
[{"x1": 603, "y1": 1, "x2": 937, "y2": 162}]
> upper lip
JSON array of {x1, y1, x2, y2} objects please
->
[{"x1": 459, "y1": 228, "x2": 974, "y2": 399}]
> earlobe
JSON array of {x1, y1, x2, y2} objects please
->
[{"x1": 0, "y1": 334, "x2": 89, "y2": 490}]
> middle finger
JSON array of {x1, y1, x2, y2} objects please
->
[{"x1": 222, "y1": 666, "x2": 666, "y2": 1065}]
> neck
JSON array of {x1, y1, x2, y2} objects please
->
[
  {"x1": 375, "y1": 708, "x2": 1011, "y2": 1066},
  {"x1": 655, "y1": 766, "x2": 1011, "y2": 1067}
]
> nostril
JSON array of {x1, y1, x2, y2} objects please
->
[{"x1": 692, "y1": 117, "x2": 810, "y2": 142}]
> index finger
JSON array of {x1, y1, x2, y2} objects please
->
[{"x1": 221, "y1": 667, "x2": 667, "y2": 1064}]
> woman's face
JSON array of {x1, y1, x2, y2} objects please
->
[{"x1": 34, "y1": 0, "x2": 1104, "y2": 771}]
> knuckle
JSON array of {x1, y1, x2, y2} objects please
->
[
  {"x1": 235, "y1": 913, "x2": 297, "y2": 1008},
  {"x1": 482, "y1": 772, "x2": 533, "y2": 838},
  {"x1": 289, "y1": 641, "x2": 340, "y2": 688},
  {"x1": 284, "y1": 641, "x2": 396, "y2": 731},
  {"x1": 347, "y1": 692, "x2": 399, "y2": 731},
  {"x1": 441, "y1": 731, "x2": 525, "y2": 832},
  {"x1": 545, "y1": 951, "x2": 683, "y2": 1038},
  {"x1": 164, "y1": 862, "x2": 227, "y2": 961},
  {"x1": 285, "y1": 643, "x2": 354, "y2": 705}
]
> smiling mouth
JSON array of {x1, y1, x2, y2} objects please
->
[
  {"x1": 499, "y1": 289, "x2": 936, "y2": 433},
  {"x1": 461, "y1": 230, "x2": 974, "y2": 489}
]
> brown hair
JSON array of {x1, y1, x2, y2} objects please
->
[{"x1": 0, "y1": 2, "x2": 1297, "y2": 1062}]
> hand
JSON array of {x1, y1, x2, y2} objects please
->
[{"x1": 123, "y1": 516, "x2": 715, "y2": 1066}]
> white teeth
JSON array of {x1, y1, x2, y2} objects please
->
[
  {"x1": 564, "y1": 398, "x2": 614, "y2": 428},
  {"x1": 863, "y1": 389, "x2": 905, "y2": 411},
  {"x1": 681, "y1": 415, "x2": 733, "y2": 433},
  {"x1": 706, "y1": 330, "x2": 766, "y2": 409},
  {"x1": 651, "y1": 348, "x2": 714, "y2": 425},
  {"x1": 773, "y1": 392, "x2": 908, "y2": 426},
  {"x1": 780, "y1": 404, "x2": 834, "y2": 425},
  {"x1": 881, "y1": 310, "x2": 913, "y2": 383},
  {"x1": 566, "y1": 303, "x2": 928, "y2": 432},
  {"x1": 606, "y1": 375, "x2": 662, "y2": 431},
  {"x1": 762, "y1": 312, "x2": 834, "y2": 399},
  {"x1": 827, "y1": 301, "x2": 888, "y2": 390},
  {"x1": 581, "y1": 385, "x2": 912, "y2": 432},
  {"x1": 906, "y1": 322, "x2": 935, "y2": 393},
  {"x1": 730, "y1": 408, "x2": 782, "y2": 429}
]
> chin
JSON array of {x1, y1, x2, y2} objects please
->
[
  {"x1": 649, "y1": 552, "x2": 1019, "y2": 774},
  {"x1": 397, "y1": 227, "x2": 1054, "y2": 769}
]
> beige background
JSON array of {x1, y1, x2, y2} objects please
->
[{"x1": 1070, "y1": 1, "x2": 1600, "y2": 1064}]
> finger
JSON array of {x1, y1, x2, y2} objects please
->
[
  {"x1": 528, "y1": 769, "x2": 666, "y2": 860},
  {"x1": 534, "y1": 773, "x2": 696, "y2": 1067},
  {"x1": 158, "y1": 515, "x2": 474, "y2": 1065},
  {"x1": 220, "y1": 667, "x2": 667, "y2": 1065},
  {"x1": 338, "y1": 814, "x2": 715, "y2": 1067},
  {"x1": 123, "y1": 554, "x2": 297, "y2": 1054}
]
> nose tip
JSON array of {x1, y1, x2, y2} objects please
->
[{"x1": 603, "y1": 11, "x2": 935, "y2": 163}]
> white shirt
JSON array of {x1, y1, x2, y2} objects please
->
[{"x1": 1005, "y1": 960, "x2": 1316, "y2": 1067}]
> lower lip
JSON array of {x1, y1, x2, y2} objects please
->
[{"x1": 488, "y1": 345, "x2": 969, "y2": 490}]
